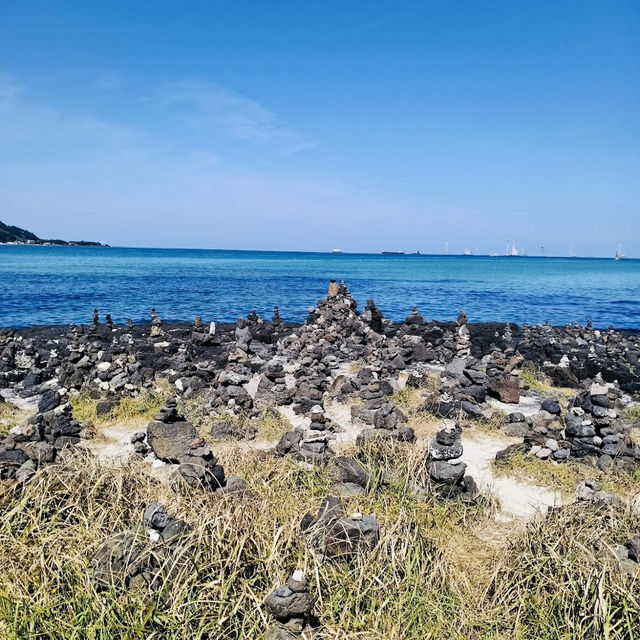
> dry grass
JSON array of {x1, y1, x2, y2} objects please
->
[
  {"x1": 69, "y1": 391, "x2": 166, "y2": 426},
  {"x1": 178, "y1": 390, "x2": 212, "y2": 428},
  {"x1": 347, "y1": 359, "x2": 367, "y2": 374},
  {"x1": 517, "y1": 368, "x2": 575, "y2": 401},
  {"x1": 0, "y1": 441, "x2": 638, "y2": 638},
  {"x1": 494, "y1": 451, "x2": 640, "y2": 499},
  {"x1": 255, "y1": 407, "x2": 293, "y2": 441},
  {"x1": 624, "y1": 406, "x2": 640, "y2": 429},
  {"x1": 461, "y1": 409, "x2": 509, "y2": 435},
  {"x1": 407, "y1": 410, "x2": 443, "y2": 439},
  {"x1": 391, "y1": 385, "x2": 425, "y2": 411},
  {"x1": 0, "y1": 402, "x2": 31, "y2": 439}
]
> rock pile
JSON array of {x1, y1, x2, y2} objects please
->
[
  {"x1": 276, "y1": 428, "x2": 333, "y2": 463},
  {"x1": 509, "y1": 378, "x2": 640, "y2": 467},
  {"x1": 255, "y1": 359, "x2": 292, "y2": 406},
  {"x1": 146, "y1": 399, "x2": 247, "y2": 494},
  {"x1": 149, "y1": 307, "x2": 163, "y2": 338},
  {"x1": 92, "y1": 502, "x2": 191, "y2": 590},
  {"x1": 427, "y1": 421, "x2": 476, "y2": 496},
  {"x1": 301, "y1": 496, "x2": 381, "y2": 556},
  {"x1": 456, "y1": 310, "x2": 471, "y2": 358},
  {"x1": 191, "y1": 316, "x2": 217, "y2": 346},
  {"x1": 147, "y1": 398, "x2": 199, "y2": 462},
  {"x1": 143, "y1": 501, "x2": 191, "y2": 542},
  {"x1": 328, "y1": 456, "x2": 370, "y2": 496},
  {"x1": 210, "y1": 366, "x2": 254, "y2": 413},
  {"x1": 0, "y1": 400, "x2": 83, "y2": 481},
  {"x1": 263, "y1": 570, "x2": 315, "y2": 639},
  {"x1": 565, "y1": 381, "x2": 639, "y2": 469}
]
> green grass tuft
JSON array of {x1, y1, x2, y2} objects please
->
[{"x1": 69, "y1": 392, "x2": 166, "y2": 426}]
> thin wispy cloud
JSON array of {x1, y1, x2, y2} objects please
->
[
  {"x1": 150, "y1": 81, "x2": 312, "y2": 153},
  {"x1": 0, "y1": 75, "x2": 407, "y2": 250}
]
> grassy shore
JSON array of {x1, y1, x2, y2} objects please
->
[{"x1": 0, "y1": 440, "x2": 638, "y2": 639}]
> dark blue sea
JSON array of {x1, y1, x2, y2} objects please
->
[{"x1": 1, "y1": 246, "x2": 639, "y2": 329}]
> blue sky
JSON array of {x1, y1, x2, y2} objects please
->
[{"x1": 1, "y1": 1, "x2": 638, "y2": 256}]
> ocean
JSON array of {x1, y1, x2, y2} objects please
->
[{"x1": 1, "y1": 245, "x2": 639, "y2": 329}]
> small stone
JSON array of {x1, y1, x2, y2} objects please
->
[
  {"x1": 597, "y1": 454, "x2": 614, "y2": 471},
  {"x1": 540, "y1": 398, "x2": 561, "y2": 415},
  {"x1": 38, "y1": 389, "x2": 60, "y2": 413},
  {"x1": 627, "y1": 536, "x2": 640, "y2": 562}
]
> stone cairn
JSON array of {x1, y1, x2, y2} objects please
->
[
  {"x1": 426, "y1": 421, "x2": 476, "y2": 496},
  {"x1": 235, "y1": 317, "x2": 252, "y2": 356},
  {"x1": 354, "y1": 378, "x2": 414, "y2": 447},
  {"x1": 91, "y1": 502, "x2": 191, "y2": 590},
  {"x1": 456, "y1": 310, "x2": 471, "y2": 358},
  {"x1": 191, "y1": 316, "x2": 216, "y2": 346},
  {"x1": 503, "y1": 322, "x2": 514, "y2": 350},
  {"x1": 263, "y1": 570, "x2": 315, "y2": 640},
  {"x1": 255, "y1": 359, "x2": 291, "y2": 406},
  {"x1": 564, "y1": 380, "x2": 639, "y2": 469},
  {"x1": 397, "y1": 305, "x2": 435, "y2": 367},
  {"x1": 90, "y1": 308, "x2": 99, "y2": 333},
  {"x1": 105, "y1": 314, "x2": 114, "y2": 331},
  {"x1": 149, "y1": 308, "x2": 164, "y2": 338},
  {"x1": 401, "y1": 305, "x2": 426, "y2": 334},
  {"x1": 503, "y1": 377, "x2": 640, "y2": 468},
  {"x1": 361, "y1": 298, "x2": 385, "y2": 334},
  {"x1": 274, "y1": 398, "x2": 337, "y2": 463},
  {"x1": 276, "y1": 428, "x2": 333, "y2": 464},
  {"x1": 210, "y1": 366, "x2": 254, "y2": 413},
  {"x1": 143, "y1": 501, "x2": 191, "y2": 542},
  {"x1": 351, "y1": 378, "x2": 392, "y2": 425},
  {"x1": 145, "y1": 399, "x2": 246, "y2": 494},
  {"x1": 272, "y1": 306, "x2": 283, "y2": 332},
  {"x1": 301, "y1": 496, "x2": 381, "y2": 557}
]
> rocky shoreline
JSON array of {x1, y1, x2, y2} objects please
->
[
  {"x1": 2, "y1": 282, "x2": 640, "y2": 478},
  {"x1": 1, "y1": 281, "x2": 639, "y2": 635}
]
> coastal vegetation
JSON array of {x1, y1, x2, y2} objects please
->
[{"x1": 0, "y1": 445, "x2": 638, "y2": 639}]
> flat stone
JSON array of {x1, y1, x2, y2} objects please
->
[{"x1": 146, "y1": 419, "x2": 198, "y2": 462}]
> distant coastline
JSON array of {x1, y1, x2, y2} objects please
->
[
  {"x1": 0, "y1": 219, "x2": 108, "y2": 247},
  {"x1": 1, "y1": 243, "x2": 635, "y2": 260}
]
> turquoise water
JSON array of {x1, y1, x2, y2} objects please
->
[{"x1": 1, "y1": 246, "x2": 639, "y2": 329}]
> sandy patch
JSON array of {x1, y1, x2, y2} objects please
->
[
  {"x1": 487, "y1": 395, "x2": 541, "y2": 417},
  {"x1": 0, "y1": 389, "x2": 40, "y2": 412},
  {"x1": 460, "y1": 431, "x2": 564, "y2": 520}
]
